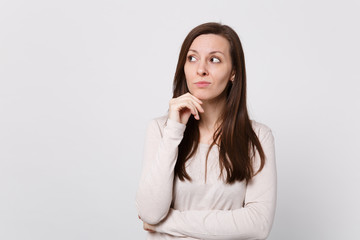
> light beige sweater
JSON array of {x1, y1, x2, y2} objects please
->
[{"x1": 136, "y1": 115, "x2": 277, "y2": 240}]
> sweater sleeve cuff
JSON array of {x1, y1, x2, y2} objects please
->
[{"x1": 163, "y1": 118, "x2": 186, "y2": 139}]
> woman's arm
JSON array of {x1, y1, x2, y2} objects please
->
[
  {"x1": 136, "y1": 117, "x2": 186, "y2": 225},
  {"x1": 154, "y1": 129, "x2": 277, "y2": 240},
  {"x1": 136, "y1": 93, "x2": 204, "y2": 225}
]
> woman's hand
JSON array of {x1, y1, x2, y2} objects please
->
[
  {"x1": 143, "y1": 222, "x2": 156, "y2": 233},
  {"x1": 168, "y1": 93, "x2": 204, "y2": 124},
  {"x1": 139, "y1": 215, "x2": 156, "y2": 233}
]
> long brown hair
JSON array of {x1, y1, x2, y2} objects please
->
[{"x1": 173, "y1": 22, "x2": 265, "y2": 184}]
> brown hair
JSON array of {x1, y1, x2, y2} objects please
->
[{"x1": 173, "y1": 22, "x2": 265, "y2": 184}]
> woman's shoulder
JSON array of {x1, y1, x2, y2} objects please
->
[
  {"x1": 146, "y1": 115, "x2": 168, "y2": 133},
  {"x1": 250, "y1": 119, "x2": 273, "y2": 140},
  {"x1": 152, "y1": 115, "x2": 168, "y2": 125}
]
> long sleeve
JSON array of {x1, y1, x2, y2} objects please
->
[
  {"x1": 136, "y1": 117, "x2": 186, "y2": 225},
  {"x1": 154, "y1": 129, "x2": 277, "y2": 240}
]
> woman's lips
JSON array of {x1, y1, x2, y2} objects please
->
[{"x1": 195, "y1": 81, "x2": 211, "y2": 87}]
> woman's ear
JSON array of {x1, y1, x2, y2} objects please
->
[{"x1": 230, "y1": 71, "x2": 235, "y2": 81}]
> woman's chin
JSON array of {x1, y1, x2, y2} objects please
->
[
  {"x1": 194, "y1": 93, "x2": 227, "y2": 104},
  {"x1": 195, "y1": 95, "x2": 208, "y2": 101},
  {"x1": 190, "y1": 92, "x2": 208, "y2": 100}
]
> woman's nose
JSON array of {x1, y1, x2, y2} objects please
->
[{"x1": 197, "y1": 61, "x2": 208, "y2": 76}]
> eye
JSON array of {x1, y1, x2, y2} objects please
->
[
  {"x1": 188, "y1": 56, "x2": 196, "y2": 62},
  {"x1": 210, "y1": 57, "x2": 220, "y2": 63}
]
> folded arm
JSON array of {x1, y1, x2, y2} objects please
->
[
  {"x1": 136, "y1": 118, "x2": 186, "y2": 225},
  {"x1": 154, "y1": 129, "x2": 277, "y2": 240}
]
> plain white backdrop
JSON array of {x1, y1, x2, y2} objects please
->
[{"x1": 1, "y1": 0, "x2": 359, "y2": 239}]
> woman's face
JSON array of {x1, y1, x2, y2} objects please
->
[{"x1": 184, "y1": 34, "x2": 234, "y2": 101}]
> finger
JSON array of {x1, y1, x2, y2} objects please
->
[
  {"x1": 190, "y1": 106, "x2": 200, "y2": 120},
  {"x1": 181, "y1": 94, "x2": 204, "y2": 113},
  {"x1": 192, "y1": 99, "x2": 204, "y2": 113},
  {"x1": 183, "y1": 92, "x2": 203, "y2": 104},
  {"x1": 178, "y1": 102, "x2": 199, "y2": 120},
  {"x1": 170, "y1": 97, "x2": 201, "y2": 121},
  {"x1": 143, "y1": 222, "x2": 156, "y2": 233},
  {"x1": 183, "y1": 100, "x2": 200, "y2": 120},
  {"x1": 190, "y1": 94, "x2": 203, "y2": 104}
]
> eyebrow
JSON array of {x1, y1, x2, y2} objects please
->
[{"x1": 188, "y1": 49, "x2": 225, "y2": 55}]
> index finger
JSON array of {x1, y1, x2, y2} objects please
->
[{"x1": 186, "y1": 92, "x2": 203, "y2": 104}]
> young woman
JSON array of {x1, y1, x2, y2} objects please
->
[{"x1": 136, "y1": 22, "x2": 277, "y2": 240}]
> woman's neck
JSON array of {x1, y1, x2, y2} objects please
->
[{"x1": 198, "y1": 96, "x2": 226, "y2": 133}]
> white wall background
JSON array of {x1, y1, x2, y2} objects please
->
[{"x1": 1, "y1": 0, "x2": 359, "y2": 239}]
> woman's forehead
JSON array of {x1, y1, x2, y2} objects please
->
[{"x1": 189, "y1": 34, "x2": 230, "y2": 54}]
